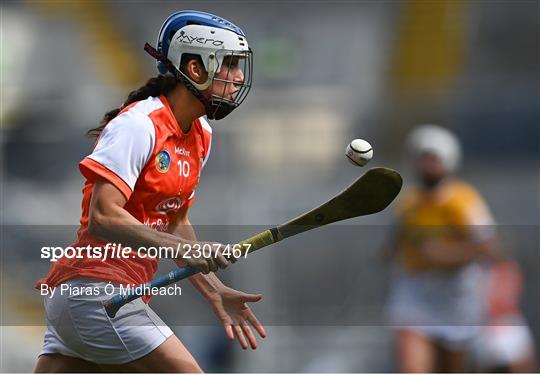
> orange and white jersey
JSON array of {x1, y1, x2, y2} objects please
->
[{"x1": 37, "y1": 95, "x2": 212, "y2": 290}]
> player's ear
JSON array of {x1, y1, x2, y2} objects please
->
[{"x1": 185, "y1": 59, "x2": 207, "y2": 84}]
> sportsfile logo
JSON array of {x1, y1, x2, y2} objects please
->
[
  {"x1": 40, "y1": 243, "x2": 251, "y2": 263},
  {"x1": 177, "y1": 31, "x2": 224, "y2": 46}
]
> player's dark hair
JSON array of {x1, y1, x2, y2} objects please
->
[{"x1": 87, "y1": 54, "x2": 204, "y2": 138}]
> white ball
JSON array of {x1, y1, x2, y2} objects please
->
[{"x1": 345, "y1": 139, "x2": 373, "y2": 166}]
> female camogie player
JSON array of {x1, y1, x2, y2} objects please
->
[
  {"x1": 34, "y1": 11, "x2": 265, "y2": 372},
  {"x1": 384, "y1": 125, "x2": 499, "y2": 372}
]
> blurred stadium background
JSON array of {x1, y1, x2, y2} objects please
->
[{"x1": 1, "y1": 0, "x2": 538, "y2": 372}]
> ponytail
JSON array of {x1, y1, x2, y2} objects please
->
[{"x1": 87, "y1": 75, "x2": 178, "y2": 138}]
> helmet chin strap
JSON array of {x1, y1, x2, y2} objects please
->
[
  {"x1": 144, "y1": 43, "x2": 237, "y2": 120},
  {"x1": 187, "y1": 54, "x2": 216, "y2": 91}
]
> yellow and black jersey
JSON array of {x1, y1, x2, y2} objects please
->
[{"x1": 395, "y1": 179, "x2": 494, "y2": 272}]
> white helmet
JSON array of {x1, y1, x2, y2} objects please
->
[
  {"x1": 144, "y1": 10, "x2": 252, "y2": 120},
  {"x1": 407, "y1": 125, "x2": 462, "y2": 172}
]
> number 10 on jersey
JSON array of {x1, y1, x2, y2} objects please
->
[{"x1": 177, "y1": 159, "x2": 190, "y2": 177}]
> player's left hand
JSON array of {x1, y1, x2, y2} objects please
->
[{"x1": 207, "y1": 286, "x2": 266, "y2": 350}]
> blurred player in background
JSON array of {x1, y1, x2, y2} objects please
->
[
  {"x1": 34, "y1": 10, "x2": 265, "y2": 372},
  {"x1": 384, "y1": 125, "x2": 499, "y2": 372},
  {"x1": 474, "y1": 259, "x2": 538, "y2": 372}
]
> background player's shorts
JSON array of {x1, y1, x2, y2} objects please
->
[
  {"x1": 39, "y1": 279, "x2": 173, "y2": 364},
  {"x1": 386, "y1": 262, "x2": 486, "y2": 349}
]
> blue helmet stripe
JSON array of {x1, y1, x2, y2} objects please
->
[{"x1": 157, "y1": 10, "x2": 245, "y2": 63}]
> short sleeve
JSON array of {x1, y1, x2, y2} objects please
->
[
  {"x1": 456, "y1": 186, "x2": 496, "y2": 242},
  {"x1": 79, "y1": 111, "x2": 155, "y2": 200}
]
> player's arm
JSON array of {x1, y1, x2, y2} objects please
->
[
  {"x1": 420, "y1": 196, "x2": 501, "y2": 267},
  {"x1": 419, "y1": 236, "x2": 499, "y2": 268},
  {"x1": 87, "y1": 178, "x2": 228, "y2": 274},
  {"x1": 168, "y1": 205, "x2": 266, "y2": 350}
]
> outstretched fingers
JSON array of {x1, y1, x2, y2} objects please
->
[
  {"x1": 218, "y1": 313, "x2": 235, "y2": 341},
  {"x1": 233, "y1": 324, "x2": 249, "y2": 349},
  {"x1": 241, "y1": 321, "x2": 258, "y2": 349},
  {"x1": 239, "y1": 293, "x2": 262, "y2": 303},
  {"x1": 245, "y1": 308, "x2": 266, "y2": 338},
  {"x1": 222, "y1": 318, "x2": 259, "y2": 350}
]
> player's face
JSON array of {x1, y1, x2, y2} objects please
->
[
  {"x1": 415, "y1": 152, "x2": 447, "y2": 188},
  {"x1": 211, "y1": 55, "x2": 245, "y2": 101}
]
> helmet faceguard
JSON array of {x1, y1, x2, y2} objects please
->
[
  {"x1": 207, "y1": 49, "x2": 252, "y2": 120},
  {"x1": 146, "y1": 11, "x2": 253, "y2": 120}
]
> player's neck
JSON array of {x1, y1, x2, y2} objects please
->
[{"x1": 165, "y1": 86, "x2": 205, "y2": 134}]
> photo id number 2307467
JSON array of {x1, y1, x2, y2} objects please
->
[{"x1": 181, "y1": 243, "x2": 251, "y2": 260}]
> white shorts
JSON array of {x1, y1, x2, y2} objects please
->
[
  {"x1": 394, "y1": 325, "x2": 482, "y2": 351},
  {"x1": 386, "y1": 263, "x2": 486, "y2": 349},
  {"x1": 39, "y1": 279, "x2": 173, "y2": 364}
]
